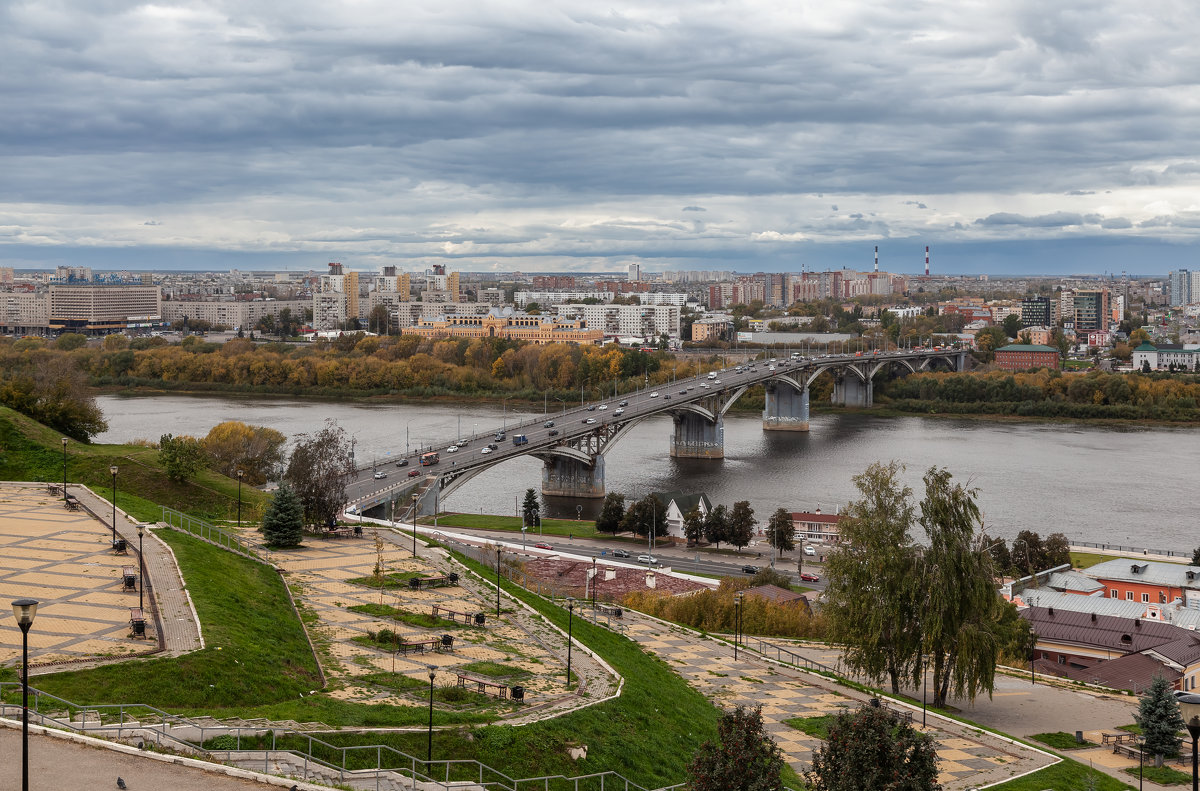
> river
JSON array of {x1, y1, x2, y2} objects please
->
[{"x1": 94, "y1": 393, "x2": 1200, "y2": 550}]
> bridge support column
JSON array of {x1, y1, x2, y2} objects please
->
[
  {"x1": 670, "y1": 413, "x2": 724, "y2": 459},
  {"x1": 541, "y1": 454, "x2": 605, "y2": 499},
  {"x1": 763, "y1": 381, "x2": 809, "y2": 431},
  {"x1": 832, "y1": 373, "x2": 873, "y2": 408}
]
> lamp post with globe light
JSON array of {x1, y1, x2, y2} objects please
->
[
  {"x1": 1174, "y1": 690, "x2": 1200, "y2": 791},
  {"x1": 137, "y1": 524, "x2": 145, "y2": 613},
  {"x1": 109, "y1": 465, "x2": 118, "y2": 542},
  {"x1": 236, "y1": 470, "x2": 244, "y2": 529},
  {"x1": 12, "y1": 598, "x2": 38, "y2": 791},
  {"x1": 427, "y1": 665, "x2": 437, "y2": 762},
  {"x1": 61, "y1": 438, "x2": 68, "y2": 505}
]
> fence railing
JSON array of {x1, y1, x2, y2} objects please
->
[
  {"x1": 1073, "y1": 540, "x2": 1189, "y2": 559},
  {"x1": 0, "y1": 682, "x2": 686, "y2": 791},
  {"x1": 738, "y1": 635, "x2": 835, "y2": 675},
  {"x1": 160, "y1": 506, "x2": 266, "y2": 562}
]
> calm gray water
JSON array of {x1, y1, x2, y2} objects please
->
[{"x1": 94, "y1": 393, "x2": 1200, "y2": 550}]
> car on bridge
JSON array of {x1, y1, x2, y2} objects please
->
[
  {"x1": 407, "y1": 469, "x2": 420, "y2": 477},
  {"x1": 650, "y1": 391, "x2": 659, "y2": 398},
  {"x1": 679, "y1": 389, "x2": 687, "y2": 395},
  {"x1": 488, "y1": 442, "x2": 498, "y2": 450},
  {"x1": 613, "y1": 408, "x2": 624, "y2": 416},
  {"x1": 583, "y1": 417, "x2": 596, "y2": 424},
  {"x1": 548, "y1": 429, "x2": 559, "y2": 436},
  {"x1": 586, "y1": 405, "x2": 596, "y2": 411},
  {"x1": 598, "y1": 404, "x2": 608, "y2": 410},
  {"x1": 618, "y1": 400, "x2": 628, "y2": 406},
  {"x1": 543, "y1": 420, "x2": 555, "y2": 428},
  {"x1": 396, "y1": 458, "x2": 408, "y2": 467},
  {"x1": 495, "y1": 431, "x2": 506, "y2": 441},
  {"x1": 374, "y1": 471, "x2": 387, "y2": 479},
  {"x1": 480, "y1": 447, "x2": 493, "y2": 455},
  {"x1": 446, "y1": 445, "x2": 459, "y2": 452}
]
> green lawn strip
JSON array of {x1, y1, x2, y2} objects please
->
[
  {"x1": 345, "y1": 571, "x2": 424, "y2": 589},
  {"x1": 457, "y1": 661, "x2": 532, "y2": 681},
  {"x1": 0, "y1": 406, "x2": 267, "y2": 523},
  {"x1": 346, "y1": 602, "x2": 462, "y2": 630},
  {"x1": 1122, "y1": 764, "x2": 1191, "y2": 785},
  {"x1": 784, "y1": 714, "x2": 832, "y2": 740},
  {"x1": 253, "y1": 548, "x2": 802, "y2": 789},
  {"x1": 28, "y1": 530, "x2": 320, "y2": 710},
  {"x1": 984, "y1": 757, "x2": 1134, "y2": 790},
  {"x1": 420, "y1": 512, "x2": 601, "y2": 539},
  {"x1": 1071, "y1": 551, "x2": 1123, "y2": 569},
  {"x1": 1029, "y1": 731, "x2": 1094, "y2": 749},
  {"x1": 1117, "y1": 723, "x2": 1142, "y2": 734}
]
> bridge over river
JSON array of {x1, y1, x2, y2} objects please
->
[{"x1": 345, "y1": 347, "x2": 967, "y2": 518}]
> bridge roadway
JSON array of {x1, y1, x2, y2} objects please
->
[{"x1": 344, "y1": 346, "x2": 965, "y2": 516}]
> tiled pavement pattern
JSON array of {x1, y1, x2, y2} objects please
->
[
  {"x1": 266, "y1": 527, "x2": 617, "y2": 717},
  {"x1": 0, "y1": 485, "x2": 153, "y2": 666},
  {"x1": 621, "y1": 616, "x2": 1054, "y2": 790}
]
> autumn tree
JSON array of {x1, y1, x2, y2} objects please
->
[
  {"x1": 262, "y1": 484, "x2": 304, "y2": 547},
  {"x1": 55, "y1": 333, "x2": 88, "y2": 351},
  {"x1": 686, "y1": 705, "x2": 784, "y2": 791},
  {"x1": 920, "y1": 467, "x2": 1029, "y2": 707},
  {"x1": 704, "y1": 504, "x2": 730, "y2": 549},
  {"x1": 284, "y1": 419, "x2": 356, "y2": 527},
  {"x1": 807, "y1": 705, "x2": 940, "y2": 791},
  {"x1": 0, "y1": 355, "x2": 108, "y2": 441},
  {"x1": 728, "y1": 501, "x2": 756, "y2": 552},
  {"x1": 159, "y1": 433, "x2": 206, "y2": 483},
  {"x1": 595, "y1": 493, "x2": 625, "y2": 535},
  {"x1": 764, "y1": 508, "x2": 795, "y2": 553},
  {"x1": 683, "y1": 506, "x2": 706, "y2": 545},
  {"x1": 201, "y1": 421, "x2": 287, "y2": 485},
  {"x1": 823, "y1": 461, "x2": 922, "y2": 694}
]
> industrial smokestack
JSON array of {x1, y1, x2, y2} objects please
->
[
  {"x1": 874, "y1": 246, "x2": 878, "y2": 273},
  {"x1": 924, "y1": 246, "x2": 930, "y2": 277}
]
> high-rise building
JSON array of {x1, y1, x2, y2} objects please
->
[
  {"x1": 627, "y1": 262, "x2": 642, "y2": 282},
  {"x1": 1169, "y1": 269, "x2": 1190, "y2": 308},
  {"x1": 1020, "y1": 296, "x2": 1052, "y2": 328},
  {"x1": 48, "y1": 284, "x2": 162, "y2": 333},
  {"x1": 313, "y1": 262, "x2": 360, "y2": 330},
  {"x1": 1073, "y1": 290, "x2": 1111, "y2": 333}
]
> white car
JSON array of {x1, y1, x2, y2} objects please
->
[
  {"x1": 699, "y1": 383, "x2": 710, "y2": 389},
  {"x1": 637, "y1": 554, "x2": 658, "y2": 564},
  {"x1": 447, "y1": 445, "x2": 459, "y2": 453},
  {"x1": 598, "y1": 404, "x2": 608, "y2": 410},
  {"x1": 713, "y1": 379, "x2": 721, "y2": 385},
  {"x1": 614, "y1": 408, "x2": 624, "y2": 415},
  {"x1": 585, "y1": 417, "x2": 597, "y2": 424},
  {"x1": 803, "y1": 545, "x2": 816, "y2": 556},
  {"x1": 650, "y1": 391, "x2": 660, "y2": 398},
  {"x1": 480, "y1": 447, "x2": 493, "y2": 455},
  {"x1": 373, "y1": 471, "x2": 387, "y2": 479}
]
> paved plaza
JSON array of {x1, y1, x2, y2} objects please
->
[
  {"x1": 621, "y1": 616, "x2": 1054, "y2": 789},
  {"x1": 262, "y1": 526, "x2": 617, "y2": 715},
  {"x1": 0, "y1": 485, "x2": 155, "y2": 666}
]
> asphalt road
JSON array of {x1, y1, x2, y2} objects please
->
[{"x1": 346, "y1": 347, "x2": 957, "y2": 508}]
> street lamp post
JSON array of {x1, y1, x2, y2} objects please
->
[
  {"x1": 591, "y1": 557, "x2": 597, "y2": 613},
  {"x1": 565, "y1": 597, "x2": 575, "y2": 689},
  {"x1": 1138, "y1": 735, "x2": 1145, "y2": 791},
  {"x1": 109, "y1": 465, "x2": 118, "y2": 542},
  {"x1": 733, "y1": 592, "x2": 743, "y2": 660},
  {"x1": 1175, "y1": 691, "x2": 1200, "y2": 791},
  {"x1": 137, "y1": 524, "x2": 145, "y2": 613},
  {"x1": 521, "y1": 526, "x2": 527, "y2": 551},
  {"x1": 61, "y1": 437, "x2": 68, "y2": 505},
  {"x1": 495, "y1": 545, "x2": 501, "y2": 617},
  {"x1": 427, "y1": 665, "x2": 437, "y2": 763},
  {"x1": 12, "y1": 598, "x2": 38, "y2": 791},
  {"x1": 236, "y1": 470, "x2": 244, "y2": 529},
  {"x1": 411, "y1": 494, "x2": 419, "y2": 557}
]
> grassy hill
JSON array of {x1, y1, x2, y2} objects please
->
[{"x1": 0, "y1": 405, "x2": 268, "y2": 523}]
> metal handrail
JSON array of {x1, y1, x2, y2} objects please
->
[{"x1": 159, "y1": 506, "x2": 267, "y2": 562}]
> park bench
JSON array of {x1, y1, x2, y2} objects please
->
[
  {"x1": 456, "y1": 674, "x2": 510, "y2": 699},
  {"x1": 407, "y1": 573, "x2": 459, "y2": 590},
  {"x1": 46, "y1": 484, "x2": 62, "y2": 497},
  {"x1": 597, "y1": 604, "x2": 623, "y2": 618},
  {"x1": 112, "y1": 538, "x2": 128, "y2": 554},
  {"x1": 431, "y1": 605, "x2": 483, "y2": 626},
  {"x1": 129, "y1": 608, "x2": 146, "y2": 638},
  {"x1": 121, "y1": 566, "x2": 137, "y2": 590},
  {"x1": 1113, "y1": 743, "x2": 1143, "y2": 760},
  {"x1": 397, "y1": 638, "x2": 440, "y2": 655},
  {"x1": 64, "y1": 495, "x2": 81, "y2": 511},
  {"x1": 1102, "y1": 732, "x2": 1137, "y2": 746}
]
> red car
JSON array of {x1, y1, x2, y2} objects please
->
[
  {"x1": 800, "y1": 572, "x2": 820, "y2": 582},
  {"x1": 533, "y1": 542, "x2": 553, "y2": 550},
  {"x1": 407, "y1": 469, "x2": 420, "y2": 477}
]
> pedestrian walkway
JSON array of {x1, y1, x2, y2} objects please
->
[
  {"x1": 68, "y1": 483, "x2": 204, "y2": 658},
  {"x1": 620, "y1": 614, "x2": 1055, "y2": 789}
]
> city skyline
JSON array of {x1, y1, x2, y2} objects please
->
[{"x1": 2, "y1": 1, "x2": 1198, "y2": 275}]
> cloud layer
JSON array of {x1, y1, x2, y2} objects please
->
[{"x1": 1, "y1": 0, "x2": 1198, "y2": 273}]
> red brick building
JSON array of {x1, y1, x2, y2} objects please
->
[{"x1": 994, "y1": 343, "x2": 1060, "y2": 371}]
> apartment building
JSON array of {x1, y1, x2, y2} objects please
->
[
  {"x1": 160, "y1": 299, "x2": 309, "y2": 329},
  {"x1": 555, "y1": 303, "x2": 680, "y2": 338},
  {"x1": 48, "y1": 284, "x2": 162, "y2": 333},
  {"x1": 401, "y1": 309, "x2": 603, "y2": 345}
]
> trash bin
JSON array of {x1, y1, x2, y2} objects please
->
[
  {"x1": 869, "y1": 697, "x2": 881, "y2": 708},
  {"x1": 441, "y1": 634, "x2": 454, "y2": 650},
  {"x1": 474, "y1": 612, "x2": 486, "y2": 626},
  {"x1": 447, "y1": 572, "x2": 459, "y2": 584},
  {"x1": 611, "y1": 607, "x2": 623, "y2": 618},
  {"x1": 409, "y1": 577, "x2": 421, "y2": 589},
  {"x1": 510, "y1": 686, "x2": 524, "y2": 701},
  {"x1": 112, "y1": 538, "x2": 127, "y2": 553}
]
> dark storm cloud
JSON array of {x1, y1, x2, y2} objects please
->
[{"x1": 0, "y1": 0, "x2": 1198, "y2": 271}]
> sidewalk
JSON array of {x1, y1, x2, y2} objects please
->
[{"x1": 66, "y1": 484, "x2": 203, "y2": 659}]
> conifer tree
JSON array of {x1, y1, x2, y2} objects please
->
[
  {"x1": 262, "y1": 484, "x2": 304, "y2": 547},
  {"x1": 1136, "y1": 674, "x2": 1185, "y2": 759}
]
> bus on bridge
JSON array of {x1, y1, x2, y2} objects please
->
[{"x1": 420, "y1": 451, "x2": 440, "y2": 466}]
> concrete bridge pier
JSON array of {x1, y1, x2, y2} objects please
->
[
  {"x1": 763, "y1": 381, "x2": 809, "y2": 431},
  {"x1": 541, "y1": 454, "x2": 605, "y2": 499},
  {"x1": 832, "y1": 372, "x2": 873, "y2": 408},
  {"x1": 670, "y1": 412, "x2": 724, "y2": 459}
]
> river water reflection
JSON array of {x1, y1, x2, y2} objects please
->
[{"x1": 94, "y1": 393, "x2": 1200, "y2": 550}]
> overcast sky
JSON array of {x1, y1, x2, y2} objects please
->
[{"x1": 2, "y1": 0, "x2": 1198, "y2": 275}]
